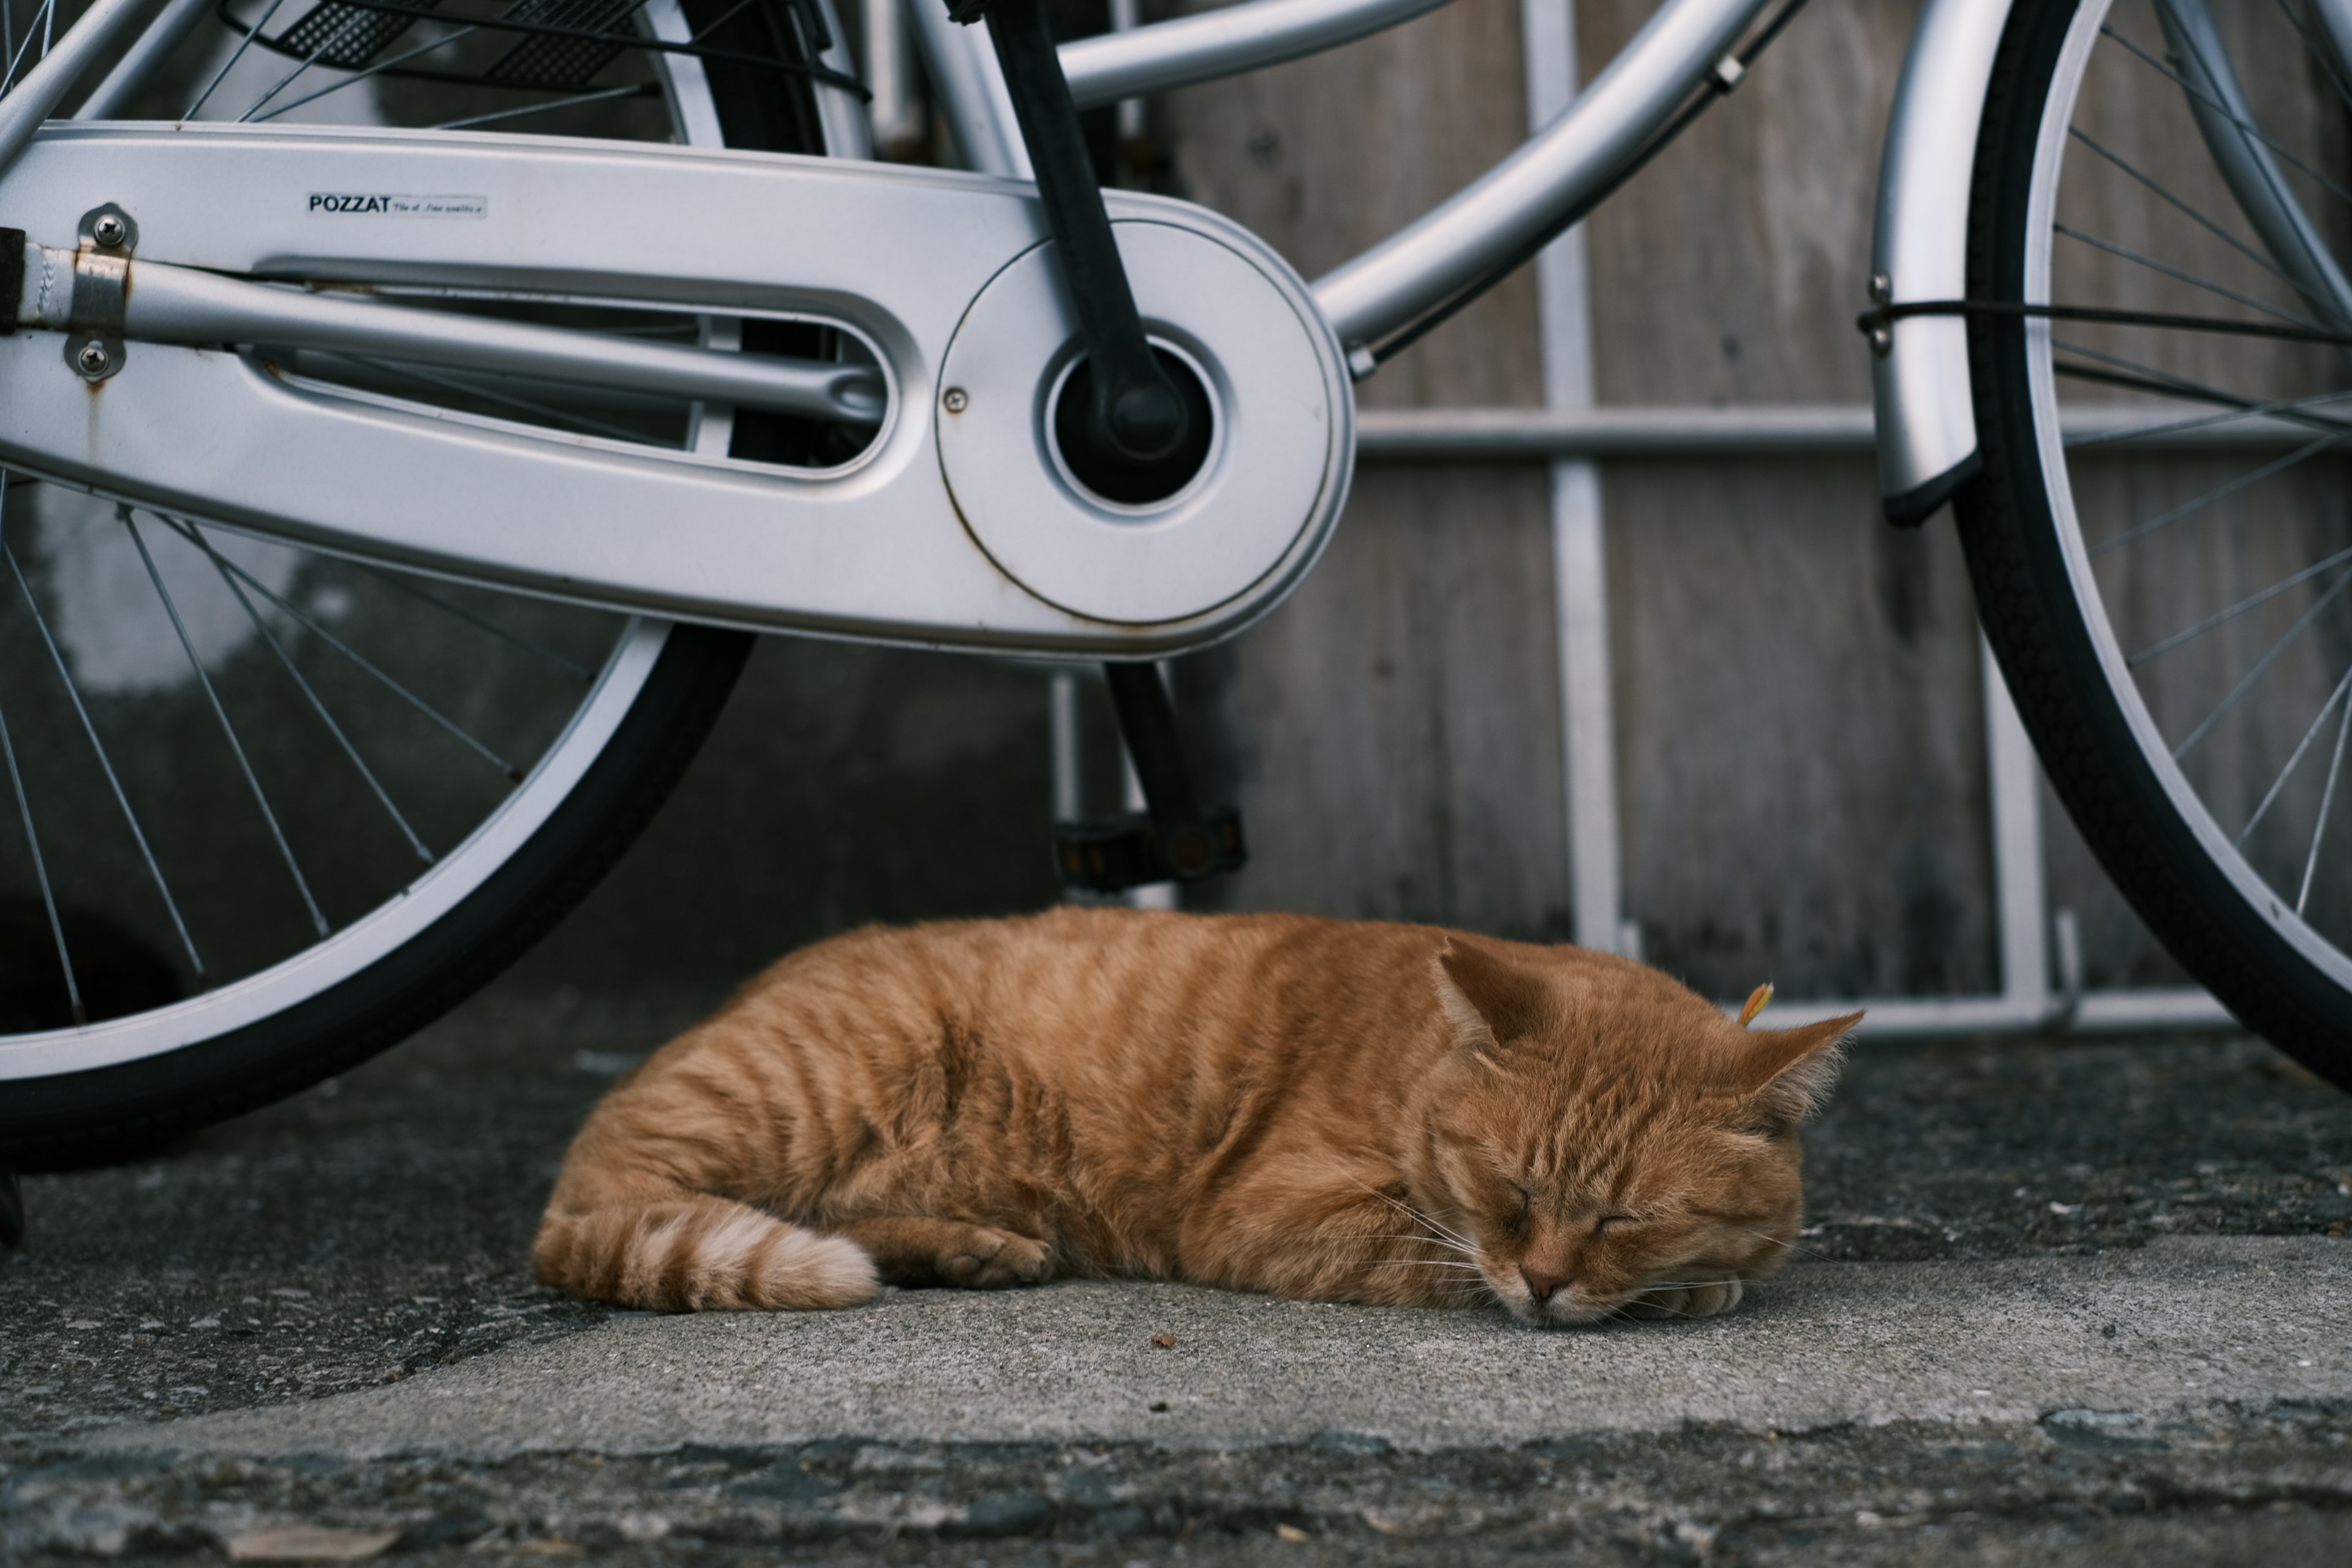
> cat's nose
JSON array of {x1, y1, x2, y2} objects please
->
[{"x1": 1520, "y1": 1265, "x2": 1567, "y2": 1303}]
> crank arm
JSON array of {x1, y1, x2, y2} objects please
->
[{"x1": 0, "y1": 124, "x2": 1354, "y2": 656}]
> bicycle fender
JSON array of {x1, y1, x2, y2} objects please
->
[{"x1": 1869, "y1": 0, "x2": 2016, "y2": 526}]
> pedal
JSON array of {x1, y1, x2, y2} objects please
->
[
  {"x1": 1054, "y1": 809, "x2": 1246, "y2": 893},
  {"x1": 1053, "y1": 662, "x2": 1248, "y2": 893}
]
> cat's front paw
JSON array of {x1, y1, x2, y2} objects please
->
[
  {"x1": 938, "y1": 1226, "x2": 1053, "y2": 1289},
  {"x1": 1621, "y1": 1280, "x2": 1744, "y2": 1321}
]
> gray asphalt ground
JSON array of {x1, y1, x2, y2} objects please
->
[{"x1": 4, "y1": 984, "x2": 2351, "y2": 1565}]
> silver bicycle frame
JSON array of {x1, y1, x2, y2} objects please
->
[
  {"x1": 9, "y1": 0, "x2": 1773, "y2": 367},
  {"x1": 18, "y1": 0, "x2": 2225, "y2": 652}
]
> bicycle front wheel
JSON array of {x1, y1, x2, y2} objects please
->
[
  {"x1": 1963, "y1": 0, "x2": 2352, "y2": 1087},
  {"x1": 0, "y1": 0, "x2": 869, "y2": 1164}
]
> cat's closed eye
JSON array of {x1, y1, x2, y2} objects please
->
[
  {"x1": 1503, "y1": 1183, "x2": 1534, "y2": 1234},
  {"x1": 1593, "y1": 1213, "x2": 1634, "y2": 1233}
]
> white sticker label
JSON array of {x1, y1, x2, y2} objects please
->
[{"x1": 307, "y1": 193, "x2": 487, "y2": 218}]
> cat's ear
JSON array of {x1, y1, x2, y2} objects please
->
[
  {"x1": 1433, "y1": 941, "x2": 1551, "y2": 1058},
  {"x1": 1733, "y1": 1011, "x2": 1861, "y2": 1134}
]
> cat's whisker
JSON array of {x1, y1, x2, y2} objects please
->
[
  {"x1": 1739, "y1": 1227, "x2": 1832, "y2": 1263},
  {"x1": 1357, "y1": 1231, "x2": 1480, "y2": 1259},
  {"x1": 1350, "y1": 1180, "x2": 1482, "y2": 1256}
]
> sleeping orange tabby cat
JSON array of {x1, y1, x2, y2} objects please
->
[{"x1": 536, "y1": 908, "x2": 1856, "y2": 1326}]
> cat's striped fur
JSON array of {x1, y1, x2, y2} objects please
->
[{"x1": 535, "y1": 908, "x2": 1854, "y2": 1324}]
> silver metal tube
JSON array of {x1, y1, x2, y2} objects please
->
[
  {"x1": 1104, "y1": 0, "x2": 1142, "y2": 141},
  {"x1": 2156, "y1": 0, "x2": 2352, "y2": 330},
  {"x1": 0, "y1": 0, "x2": 165, "y2": 177},
  {"x1": 1351, "y1": 404, "x2": 2323, "y2": 459},
  {"x1": 1059, "y1": 0, "x2": 1453, "y2": 111},
  {"x1": 1310, "y1": 0, "x2": 1769, "y2": 349},
  {"x1": 807, "y1": 0, "x2": 876, "y2": 160},
  {"x1": 72, "y1": 0, "x2": 212, "y2": 119},
  {"x1": 908, "y1": 0, "x2": 1029, "y2": 176},
  {"x1": 863, "y1": 0, "x2": 925, "y2": 153},
  {"x1": 40, "y1": 255, "x2": 887, "y2": 422},
  {"x1": 2315, "y1": 0, "x2": 2352, "y2": 89}
]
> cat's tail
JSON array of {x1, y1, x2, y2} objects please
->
[{"x1": 533, "y1": 1189, "x2": 879, "y2": 1311}]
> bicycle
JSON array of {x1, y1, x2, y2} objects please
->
[{"x1": 0, "y1": 0, "x2": 2346, "y2": 1180}]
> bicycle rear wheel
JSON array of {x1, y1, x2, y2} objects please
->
[
  {"x1": 1963, "y1": 0, "x2": 2352, "y2": 1087},
  {"x1": 0, "y1": 0, "x2": 866, "y2": 1164}
]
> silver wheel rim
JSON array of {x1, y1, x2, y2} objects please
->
[
  {"x1": 0, "y1": 0, "x2": 844, "y2": 1079},
  {"x1": 2028, "y1": 0, "x2": 2352, "y2": 994}
]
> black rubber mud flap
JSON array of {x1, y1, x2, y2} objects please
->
[{"x1": 1883, "y1": 451, "x2": 1983, "y2": 528}]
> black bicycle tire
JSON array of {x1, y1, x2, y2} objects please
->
[
  {"x1": 0, "y1": 624, "x2": 753, "y2": 1169},
  {"x1": 1958, "y1": 0, "x2": 2352, "y2": 1088},
  {"x1": 0, "y1": 0, "x2": 831, "y2": 1166}
]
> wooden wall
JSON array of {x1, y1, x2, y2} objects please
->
[
  {"x1": 1159, "y1": 0, "x2": 2182, "y2": 1001},
  {"x1": 531, "y1": 0, "x2": 2199, "y2": 1006}
]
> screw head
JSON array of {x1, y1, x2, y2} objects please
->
[
  {"x1": 1869, "y1": 271, "x2": 1892, "y2": 307},
  {"x1": 941, "y1": 387, "x2": 969, "y2": 414},
  {"x1": 75, "y1": 340, "x2": 111, "y2": 375},
  {"x1": 1868, "y1": 324, "x2": 1893, "y2": 358},
  {"x1": 91, "y1": 214, "x2": 127, "y2": 248}
]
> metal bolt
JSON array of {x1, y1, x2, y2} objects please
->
[
  {"x1": 91, "y1": 213, "x2": 127, "y2": 248},
  {"x1": 1868, "y1": 324, "x2": 1893, "y2": 358},
  {"x1": 941, "y1": 387, "x2": 969, "y2": 413},
  {"x1": 75, "y1": 340, "x2": 111, "y2": 375},
  {"x1": 1869, "y1": 272, "x2": 1893, "y2": 307}
]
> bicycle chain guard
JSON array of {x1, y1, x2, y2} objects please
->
[{"x1": 0, "y1": 124, "x2": 1355, "y2": 658}]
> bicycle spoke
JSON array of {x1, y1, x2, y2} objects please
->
[
  {"x1": 352, "y1": 562, "x2": 596, "y2": 682},
  {"x1": 2132, "y1": 543, "x2": 2352, "y2": 665},
  {"x1": 0, "y1": 689, "x2": 83, "y2": 1025},
  {"x1": 239, "y1": 32, "x2": 349, "y2": 122},
  {"x1": 156, "y1": 516, "x2": 526, "y2": 782},
  {"x1": 124, "y1": 514, "x2": 330, "y2": 939},
  {"x1": 2238, "y1": 660, "x2": 2352, "y2": 846},
  {"x1": 2103, "y1": 20, "x2": 2352, "y2": 216},
  {"x1": 2065, "y1": 384, "x2": 2352, "y2": 451},
  {"x1": 325, "y1": 350, "x2": 660, "y2": 445},
  {"x1": 2272, "y1": 0, "x2": 2352, "y2": 116},
  {"x1": 2068, "y1": 124, "x2": 2317, "y2": 297},
  {"x1": 2174, "y1": 567, "x2": 2352, "y2": 758},
  {"x1": 2054, "y1": 337, "x2": 2352, "y2": 437},
  {"x1": 2092, "y1": 428, "x2": 2348, "y2": 559},
  {"x1": 1, "y1": 0, "x2": 56, "y2": 95},
  {"x1": 187, "y1": 0, "x2": 296, "y2": 118},
  {"x1": 687, "y1": 0, "x2": 760, "y2": 43},
  {"x1": 251, "y1": 25, "x2": 482, "y2": 122},
  {"x1": 429, "y1": 81, "x2": 655, "y2": 130},
  {"x1": 0, "y1": 487, "x2": 205, "y2": 980},
  {"x1": 175, "y1": 522, "x2": 435, "y2": 864},
  {"x1": 2297, "y1": 669, "x2": 2352, "y2": 912},
  {"x1": 2054, "y1": 222, "x2": 2323, "y2": 330}
]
